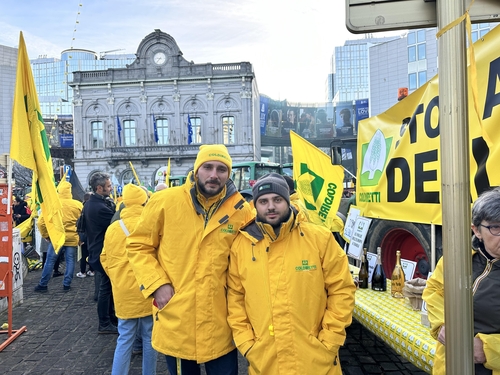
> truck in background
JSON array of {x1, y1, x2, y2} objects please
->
[{"x1": 231, "y1": 161, "x2": 281, "y2": 201}]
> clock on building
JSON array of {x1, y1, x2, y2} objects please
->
[{"x1": 153, "y1": 51, "x2": 167, "y2": 65}]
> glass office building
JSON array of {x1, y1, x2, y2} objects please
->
[
  {"x1": 329, "y1": 36, "x2": 399, "y2": 104},
  {"x1": 31, "y1": 49, "x2": 136, "y2": 117}
]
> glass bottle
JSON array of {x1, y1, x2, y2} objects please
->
[
  {"x1": 391, "y1": 250, "x2": 405, "y2": 298},
  {"x1": 358, "y1": 248, "x2": 369, "y2": 289},
  {"x1": 371, "y1": 246, "x2": 387, "y2": 291}
]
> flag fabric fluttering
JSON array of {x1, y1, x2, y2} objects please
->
[
  {"x1": 10, "y1": 32, "x2": 66, "y2": 252},
  {"x1": 290, "y1": 131, "x2": 345, "y2": 233},
  {"x1": 152, "y1": 113, "x2": 159, "y2": 143},
  {"x1": 116, "y1": 116, "x2": 122, "y2": 146},
  {"x1": 166, "y1": 158, "x2": 171, "y2": 187},
  {"x1": 187, "y1": 114, "x2": 193, "y2": 145}
]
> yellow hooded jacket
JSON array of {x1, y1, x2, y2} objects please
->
[
  {"x1": 101, "y1": 183, "x2": 150, "y2": 319},
  {"x1": 126, "y1": 176, "x2": 253, "y2": 362},
  {"x1": 227, "y1": 206, "x2": 356, "y2": 375},
  {"x1": 37, "y1": 181, "x2": 82, "y2": 246},
  {"x1": 423, "y1": 250, "x2": 500, "y2": 375}
]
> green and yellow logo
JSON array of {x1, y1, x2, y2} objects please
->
[
  {"x1": 296, "y1": 163, "x2": 325, "y2": 211},
  {"x1": 220, "y1": 223, "x2": 236, "y2": 234},
  {"x1": 360, "y1": 129, "x2": 393, "y2": 187},
  {"x1": 296, "y1": 163, "x2": 339, "y2": 222},
  {"x1": 295, "y1": 259, "x2": 317, "y2": 272}
]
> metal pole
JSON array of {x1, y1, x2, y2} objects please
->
[{"x1": 437, "y1": 0, "x2": 474, "y2": 373}]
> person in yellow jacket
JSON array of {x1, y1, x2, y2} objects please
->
[
  {"x1": 227, "y1": 173, "x2": 356, "y2": 375},
  {"x1": 127, "y1": 144, "x2": 253, "y2": 375},
  {"x1": 423, "y1": 188, "x2": 500, "y2": 375},
  {"x1": 34, "y1": 181, "x2": 82, "y2": 292},
  {"x1": 101, "y1": 183, "x2": 157, "y2": 375}
]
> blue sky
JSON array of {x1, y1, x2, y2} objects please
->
[{"x1": 0, "y1": 0, "x2": 372, "y2": 102}]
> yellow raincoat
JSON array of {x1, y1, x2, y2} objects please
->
[
  {"x1": 37, "y1": 181, "x2": 81, "y2": 246},
  {"x1": 101, "y1": 204, "x2": 152, "y2": 319},
  {"x1": 227, "y1": 206, "x2": 356, "y2": 375},
  {"x1": 126, "y1": 177, "x2": 253, "y2": 362}
]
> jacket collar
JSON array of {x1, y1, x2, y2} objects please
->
[
  {"x1": 241, "y1": 205, "x2": 300, "y2": 243},
  {"x1": 187, "y1": 174, "x2": 241, "y2": 218}
]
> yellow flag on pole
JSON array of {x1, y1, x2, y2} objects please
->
[
  {"x1": 166, "y1": 158, "x2": 171, "y2": 187},
  {"x1": 290, "y1": 131, "x2": 345, "y2": 233},
  {"x1": 128, "y1": 161, "x2": 141, "y2": 185},
  {"x1": 10, "y1": 32, "x2": 65, "y2": 252}
]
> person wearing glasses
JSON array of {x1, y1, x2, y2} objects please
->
[{"x1": 423, "y1": 188, "x2": 500, "y2": 375}]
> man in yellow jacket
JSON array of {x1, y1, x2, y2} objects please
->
[
  {"x1": 127, "y1": 145, "x2": 253, "y2": 375},
  {"x1": 34, "y1": 181, "x2": 82, "y2": 292},
  {"x1": 227, "y1": 173, "x2": 356, "y2": 375},
  {"x1": 101, "y1": 183, "x2": 157, "y2": 375}
]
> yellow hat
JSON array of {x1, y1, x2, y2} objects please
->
[
  {"x1": 122, "y1": 183, "x2": 148, "y2": 207},
  {"x1": 194, "y1": 144, "x2": 232, "y2": 174}
]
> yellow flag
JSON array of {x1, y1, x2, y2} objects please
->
[
  {"x1": 166, "y1": 158, "x2": 171, "y2": 187},
  {"x1": 128, "y1": 161, "x2": 141, "y2": 185},
  {"x1": 10, "y1": 32, "x2": 65, "y2": 252},
  {"x1": 290, "y1": 131, "x2": 345, "y2": 233}
]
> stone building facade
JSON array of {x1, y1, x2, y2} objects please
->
[{"x1": 70, "y1": 29, "x2": 260, "y2": 189}]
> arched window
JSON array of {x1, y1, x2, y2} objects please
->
[
  {"x1": 124, "y1": 119, "x2": 136, "y2": 146},
  {"x1": 222, "y1": 116, "x2": 235, "y2": 144},
  {"x1": 91, "y1": 121, "x2": 103, "y2": 148}
]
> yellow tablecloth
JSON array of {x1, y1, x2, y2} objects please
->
[{"x1": 353, "y1": 282, "x2": 436, "y2": 374}]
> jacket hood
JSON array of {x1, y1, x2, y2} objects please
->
[
  {"x1": 57, "y1": 181, "x2": 72, "y2": 199},
  {"x1": 122, "y1": 183, "x2": 148, "y2": 207}
]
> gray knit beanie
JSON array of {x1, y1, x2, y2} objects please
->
[{"x1": 252, "y1": 173, "x2": 290, "y2": 205}]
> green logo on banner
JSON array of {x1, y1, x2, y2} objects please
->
[
  {"x1": 360, "y1": 129, "x2": 393, "y2": 187},
  {"x1": 296, "y1": 163, "x2": 324, "y2": 210}
]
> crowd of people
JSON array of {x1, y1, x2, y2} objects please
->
[{"x1": 16, "y1": 143, "x2": 500, "y2": 375}]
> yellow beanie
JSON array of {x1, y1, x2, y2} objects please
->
[
  {"x1": 122, "y1": 183, "x2": 148, "y2": 207},
  {"x1": 193, "y1": 144, "x2": 232, "y2": 173}
]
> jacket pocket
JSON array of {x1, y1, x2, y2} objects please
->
[
  {"x1": 245, "y1": 336, "x2": 263, "y2": 373},
  {"x1": 305, "y1": 334, "x2": 337, "y2": 374}
]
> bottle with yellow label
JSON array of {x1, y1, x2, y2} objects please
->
[{"x1": 391, "y1": 250, "x2": 405, "y2": 298}]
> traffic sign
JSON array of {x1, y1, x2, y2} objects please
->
[
  {"x1": 63, "y1": 165, "x2": 72, "y2": 181},
  {"x1": 346, "y1": 0, "x2": 500, "y2": 33}
]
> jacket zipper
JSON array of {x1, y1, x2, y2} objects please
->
[{"x1": 472, "y1": 258, "x2": 498, "y2": 294}]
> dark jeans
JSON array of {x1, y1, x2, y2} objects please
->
[
  {"x1": 79, "y1": 244, "x2": 93, "y2": 273},
  {"x1": 96, "y1": 270, "x2": 115, "y2": 327},
  {"x1": 165, "y1": 349, "x2": 237, "y2": 375}
]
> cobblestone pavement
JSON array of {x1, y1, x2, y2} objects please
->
[{"x1": 0, "y1": 261, "x2": 428, "y2": 374}]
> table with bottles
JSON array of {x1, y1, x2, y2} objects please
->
[{"x1": 350, "y1": 266, "x2": 436, "y2": 374}]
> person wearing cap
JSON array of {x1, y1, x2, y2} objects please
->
[
  {"x1": 127, "y1": 144, "x2": 253, "y2": 375},
  {"x1": 34, "y1": 181, "x2": 83, "y2": 293},
  {"x1": 227, "y1": 173, "x2": 356, "y2": 375},
  {"x1": 101, "y1": 183, "x2": 157, "y2": 375}
]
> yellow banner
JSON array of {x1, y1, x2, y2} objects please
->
[
  {"x1": 10, "y1": 32, "x2": 65, "y2": 251},
  {"x1": 357, "y1": 25, "x2": 500, "y2": 225},
  {"x1": 290, "y1": 132, "x2": 345, "y2": 232}
]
